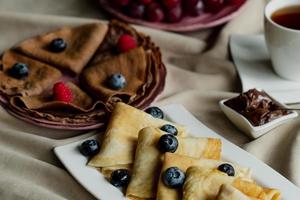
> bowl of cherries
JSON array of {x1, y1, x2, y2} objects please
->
[{"x1": 98, "y1": 0, "x2": 247, "y2": 32}]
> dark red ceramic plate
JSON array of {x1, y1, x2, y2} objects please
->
[{"x1": 98, "y1": 0, "x2": 247, "y2": 32}]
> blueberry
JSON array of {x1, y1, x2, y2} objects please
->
[
  {"x1": 163, "y1": 167, "x2": 185, "y2": 188},
  {"x1": 145, "y1": 106, "x2": 164, "y2": 119},
  {"x1": 160, "y1": 124, "x2": 178, "y2": 136},
  {"x1": 79, "y1": 139, "x2": 100, "y2": 157},
  {"x1": 9, "y1": 63, "x2": 29, "y2": 79},
  {"x1": 49, "y1": 38, "x2": 67, "y2": 52},
  {"x1": 110, "y1": 169, "x2": 130, "y2": 187},
  {"x1": 218, "y1": 163, "x2": 235, "y2": 176},
  {"x1": 157, "y1": 134, "x2": 178, "y2": 153},
  {"x1": 107, "y1": 73, "x2": 126, "y2": 90}
]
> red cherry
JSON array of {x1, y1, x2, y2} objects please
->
[
  {"x1": 112, "y1": 0, "x2": 131, "y2": 6},
  {"x1": 227, "y1": 0, "x2": 245, "y2": 6},
  {"x1": 53, "y1": 82, "x2": 73, "y2": 103},
  {"x1": 166, "y1": 5, "x2": 182, "y2": 23},
  {"x1": 117, "y1": 34, "x2": 137, "y2": 52},
  {"x1": 146, "y1": 3, "x2": 165, "y2": 22},
  {"x1": 190, "y1": 0, "x2": 204, "y2": 16},
  {"x1": 163, "y1": 0, "x2": 181, "y2": 9},
  {"x1": 138, "y1": 0, "x2": 152, "y2": 5},
  {"x1": 203, "y1": 0, "x2": 225, "y2": 13},
  {"x1": 183, "y1": 0, "x2": 199, "y2": 12},
  {"x1": 128, "y1": 3, "x2": 145, "y2": 19}
]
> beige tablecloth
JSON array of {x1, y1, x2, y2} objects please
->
[{"x1": 1, "y1": 0, "x2": 300, "y2": 199}]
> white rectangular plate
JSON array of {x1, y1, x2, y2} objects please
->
[{"x1": 54, "y1": 104, "x2": 300, "y2": 200}]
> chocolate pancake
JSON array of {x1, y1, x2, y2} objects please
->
[{"x1": 0, "y1": 20, "x2": 166, "y2": 130}]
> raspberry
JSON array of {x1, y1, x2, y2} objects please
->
[
  {"x1": 53, "y1": 82, "x2": 73, "y2": 103},
  {"x1": 117, "y1": 34, "x2": 137, "y2": 52}
]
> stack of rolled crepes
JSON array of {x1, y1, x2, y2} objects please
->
[
  {"x1": 0, "y1": 20, "x2": 166, "y2": 130},
  {"x1": 88, "y1": 102, "x2": 281, "y2": 200}
]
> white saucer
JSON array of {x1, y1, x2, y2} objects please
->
[{"x1": 230, "y1": 34, "x2": 300, "y2": 104}]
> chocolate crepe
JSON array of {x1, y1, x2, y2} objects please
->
[
  {"x1": 0, "y1": 20, "x2": 166, "y2": 129},
  {"x1": 17, "y1": 23, "x2": 108, "y2": 74},
  {"x1": 0, "y1": 50, "x2": 61, "y2": 96}
]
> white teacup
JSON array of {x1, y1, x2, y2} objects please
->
[{"x1": 265, "y1": 0, "x2": 300, "y2": 81}]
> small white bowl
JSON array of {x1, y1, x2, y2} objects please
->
[{"x1": 219, "y1": 93, "x2": 298, "y2": 139}]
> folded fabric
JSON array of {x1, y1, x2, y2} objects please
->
[
  {"x1": 17, "y1": 23, "x2": 108, "y2": 74},
  {"x1": 156, "y1": 153, "x2": 252, "y2": 200},
  {"x1": 183, "y1": 166, "x2": 280, "y2": 200},
  {"x1": 0, "y1": 50, "x2": 61, "y2": 96},
  {"x1": 88, "y1": 102, "x2": 186, "y2": 169},
  {"x1": 126, "y1": 127, "x2": 221, "y2": 199}
]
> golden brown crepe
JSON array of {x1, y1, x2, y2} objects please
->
[
  {"x1": 126, "y1": 127, "x2": 221, "y2": 199},
  {"x1": 17, "y1": 23, "x2": 108, "y2": 74},
  {"x1": 232, "y1": 179, "x2": 280, "y2": 200},
  {"x1": 182, "y1": 166, "x2": 280, "y2": 200},
  {"x1": 217, "y1": 184, "x2": 252, "y2": 200},
  {"x1": 88, "y1": 102, "x2": 186, "y2": 170},
  {"x1": 156, "y1": 153, "x2": 252, "y2": 200}
]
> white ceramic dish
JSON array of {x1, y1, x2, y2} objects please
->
[
  {"x1": 219, "y1": 94, "x2": 298, "y2": 138},
  {"x1": 230, "y1": 34, "x2": 300, "y2": 104},
  {"x1": 54, "y1": 104, "x2": 300, "y2": 200}
]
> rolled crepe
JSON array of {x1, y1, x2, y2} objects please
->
[
  {"x1": 232, "y1": 179, "x2": 280, "y2": 200},
  {"x1": 126, "y1": 127, "x2": 222, "y2": 199},
  {"x1": 88, "y1": 102, "x2": 186, "y2": 169},
  {"x1": 217, "y1": 184, "x2": 252, "y2": 200},
  {"x1": 156, "y1": 153, "x2": 252, "y2": 200},
  {"x1": 183, "y1": 166, "x2": 280, "y2": 200}
]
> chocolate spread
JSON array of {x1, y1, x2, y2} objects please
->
[{"x1": 224, "y1": 89, "x2": 290, "y2": 126}]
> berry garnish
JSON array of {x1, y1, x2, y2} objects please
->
[
  {"x1": 107, "y1": 73, "x2": 126, "y2": 90},
  {"x1": 163, "y1": 167, "x2": 185, "y2": 188},
  {"x1": 166, "y1": 5, "x2": 182, "y2": 23},
  {"x1": 110, "y1": 169, "x2": 131, "y2": 187},
  {"x1": 160, "y1": 124, "x2": 178, "y2": 135},
  {"x1": 128, "y1": 3, "x2": 146, "y2": 19},
  {"x1": 203, "y1": 0, "x2": 225, "y2": 13},
  {"x1": 163, "y1": 0, "x2": 181, "y2": 9},
  {"x1": 218, "y1": 163, "x2": 235, "y2": 176},
  {"x1": 79, "y1": 139, "x2": 100, "y2": 157},
  {"x1": 146, "y1": 2, "x2": 165, "y2": 22},
  {"x1": 49, "y1": 38, "x2": 67, "y2": 53},
  {"x1": 145, "y1": 106, "x2": 164, "y2": 119},
  {"x1": 117, "y1": 34, "x2": 137, "y2": 52},
  {"x1": 157, "y1": 134, "x2": 178, "y2": 153},
  {"x1": 9, "y1": 63, "x2": 29, "y2": 79},
  {"x1": 53, "y1": 82, "x2": 73, "y2": 103}
]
